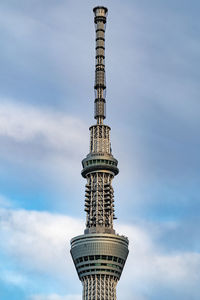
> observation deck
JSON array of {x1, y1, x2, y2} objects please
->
[{"x1": 71, "y1": 233, "x2": 129, "y2": 281}]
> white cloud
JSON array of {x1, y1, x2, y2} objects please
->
[
  {"x1": 0, "y1": 100, "x2": 88, "y2": 185},
  {"x1": 0, "y1": 207, "x2": 200, "y2": 299},
  {"x1": 0, "y1": 270, "x2": 29, "y2": 287},
  {"x1": 0, "y1": 208, "x2": 84, "y2": 281},
  {"x1": 117, "y1": 223, "x2": 200, "y2": 299},
  {"x1": 0, "y1": 100, "x2": 87, "y2": 154}
]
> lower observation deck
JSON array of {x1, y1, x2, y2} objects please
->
[{"x1": 70, "y1": 233, "x2": 129, "y2": 281}]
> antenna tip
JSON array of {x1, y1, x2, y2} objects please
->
[{"x1": 93, "y1": 6, "x2": 108, "y2": 16}]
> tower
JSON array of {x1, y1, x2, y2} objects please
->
[{"x1": 70, "y1": 7, "x2": 129, "y2": 299}]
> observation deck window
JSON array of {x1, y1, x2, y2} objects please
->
[{"x1": 84, "y1": 256, "x2": 88, "y2": 261}]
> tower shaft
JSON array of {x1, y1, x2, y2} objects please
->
[
  {"x1": 70, "y1": 7, "x2": 129, "y2": 300},
  {"x1": 83, "y1": 275, "x2": 117, "y2": 300}
]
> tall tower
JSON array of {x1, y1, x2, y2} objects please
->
[{"x1": 70, "y1": 7, "x2": 129, "y2": 299}]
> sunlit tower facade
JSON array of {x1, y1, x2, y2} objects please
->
[{"x1": 70, "y1": 7, "x2": 129, "y2": 300}]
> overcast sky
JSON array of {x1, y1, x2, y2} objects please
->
[{"x1": 0, "y1": 0, "x2": 200, "y2": 299}]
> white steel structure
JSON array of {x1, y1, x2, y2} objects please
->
[{"x1": 71, "y1": 7, "x2": 129, "y2": 300}]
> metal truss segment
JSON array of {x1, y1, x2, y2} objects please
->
[
  {"x1": 82, "y1": 275, "x2": 117, "y2": 300},
  {"x1": 85, "y1": 172, "x2": 114, "y2": 230}
]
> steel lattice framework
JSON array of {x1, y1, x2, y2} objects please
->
[
  {"x1": 71, "y1": 6, "x2": 129, "y2": 300},
  {"x1": 83, "y1": 275, "x2": 117, "y2": 300}
]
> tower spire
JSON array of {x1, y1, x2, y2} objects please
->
[
  {"x1": 70, "y1": 7, "x2": 129, "y2": 300},
  {"x1": 94, "y1": 6, "x2": 107, "y2": 125}
]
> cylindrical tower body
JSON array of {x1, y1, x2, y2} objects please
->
[{"x1": 70, "y1": 7, "x2": 129, "y2": 300}]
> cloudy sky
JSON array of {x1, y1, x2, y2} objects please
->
[{"x1": 0, "y1": 0, "x2": 200, "y2": 299}]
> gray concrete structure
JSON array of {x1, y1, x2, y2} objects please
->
[{"x1": 70, "y1": 6, "x2": 129, "y2": 300}]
